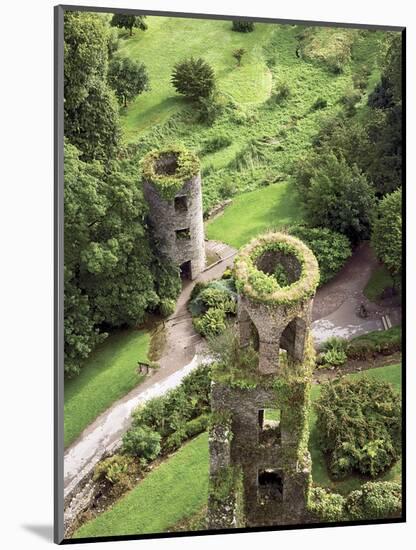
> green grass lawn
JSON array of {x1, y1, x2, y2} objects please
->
[
  {"x1": 118, "y1": 17, "x2": 274, "y2": 139},
  {"x1": 73, "y1": 432, "x2": 209, "y2": 539},
  {"x1": 309, "y1": 363, "x2": 402, "y2": 494},
  {"x1": 64, "y1": 329, "x2": 150, "y2": 448},
  {"x1": 205, "y1": 182, "x2": 302, "y2": 248},
  {"x1": 73, "y1": 363, "x2": 401, "y2": 537},
  {"x1": 364, "y1": 264, "x2": 394, "y2": 302}
]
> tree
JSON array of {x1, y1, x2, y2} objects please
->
[
  {"x1": 64, "y1": 80, "x2": 121, "y2": 162},
  {"x1": 232, "y1": 48, "x2": 246, "y2": 67},
  {"x1": 64, "y1": 143, "x2": 180, "y2": 377},
  {"x1": 372, "y1": 188, "x2": 402, "y2": 279},
  {"x1": 108, "y1": 57, "x2": 149, "y2": 107},
  {"x1": 110, "y1": 14, "x2": 147, "y2": 36},
  {"x1": 232, "y1": 20, "x2": 255, "y2": 32},
  {"x1": 171, "y1": 57, "x2": 216, "y2": 101},
  {"x1": 297, "y1": 152, "x2": 376, "y2": 242},
  {"x1": 64, "y1": 11, "x2": 109, "y2": 111}
]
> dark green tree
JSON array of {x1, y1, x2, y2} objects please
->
[
  {"x1": 372, "y1": 188, "x2": 402, "y2": 279},
  {"x1": 232, "y1": 20, "x2": 255, "y2": 32},
  {"x1": 110, "y1": 14, "x2": 147, "y2": 36},
  {"x1": 232, "y1": 47, "x2": 246, "y2": 67},
  {"x1": 64, "y1": 143, "x2": 180, "y2": 377},
  {"x1": 108, "y1": 57, "x2": 149, "y2": 107},
  {"x1": 297, "y1": 152, "x2": 376, "y2": 242},
  {"x1": 64, "y1": 80, "x2": 121, "y2": 162},
  {"x1": 64, "y1": 11, "x2": 109, "y2": 111},
  {"x1": 171, "y1": 57, "x2": 216, "y2": 101}
]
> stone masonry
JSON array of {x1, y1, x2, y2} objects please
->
[
  {"x1": 142, "y1": 151, "x2": 205, "y2": 280},
  {"x1": 208, "y1": 233, "x2": 319, "y2": 529}
]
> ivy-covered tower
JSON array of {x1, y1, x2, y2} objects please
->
[
  {"x1": 142, "y1": 145, "x2": 205, "y2": 280},
  {"x1": 208, "y1": 232, "x2": 319, "y2": 528}
]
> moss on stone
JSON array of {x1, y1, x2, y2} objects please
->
[
  {"x1": 141, "y1": 144, "x2": 200, "y2": 201},
  {"x1": 234, "y1": 232, "x2": 320, "y2": 307}
]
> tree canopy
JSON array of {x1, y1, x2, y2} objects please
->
[
  {"x1": 372, "y1": 188, "x2": 402, "y2": 279},
  {"x1": 171, "y1": 57, "x2": 216, "y2": 101},
  {"x1": 108, "y1": 56, "x2": 149, "y2": 107},
  {"x1": 110, "y1": 14, "x2": 148, "y2": 36}
]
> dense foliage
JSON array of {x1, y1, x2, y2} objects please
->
[
  {"x1": 122, "y1": 426, "x2": 161, "y2": 462},
  {"x1": 108, "y1": 56, "x2": 149, "y2": 107},
  {"x1": 346, "y1": 326, "x2": 401, "y2": 360},
  {"x1": 125, "y1": 365, "x2": 212, "y2": 456},
  {"x1": 372, "y1": 188, "x2": 402, "y2": 279},
  {"x1": 345, "y1": 481, "x2": 402, "y2": 520},
  {"x1": 64, "y1": 11, "x2": 120, "y2": 162},
  {"x1": 308, "y1": 487, "x2": 345, "y2": 522},
  {"x1": 232, "y1": 20, "x2": 255, "y2": 33},
  {"x1": 64, "y1": 143, "x2": 180, "y2": 377},
  {"x1": 171, "y1": 57, "x2": 216, "y2": 101},
  {"x1": 110, "y1": 14, "x2": 147, "y2": 36},
  {"x1": 190, "y1": 279, "x2": 237, "y2": 337},
  {"x1": 315, "y1": 377, "x2": 401, "y2": 478},
  {"x1": 288, "y1": 226, "x2": 351, "y2": 285},
  {"x1": 295, "y1": 152, "x2": 376, "y2": 242}
]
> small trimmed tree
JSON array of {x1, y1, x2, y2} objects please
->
[
  {"x1": 108, "y1": 57, "x2": 149, "y2": 107},
  {"x1": 233, "y1": 48, "x2": 246, "y2": 67},
  {"x1": 372, "y1": 188, "x2": 402, "y2": 280},
  {"x1": 110, "y1": 14, "x2": 147, "y2": 36},
  {"x1": 171, "y1": 57, "x2": 216, "y2": 101},
  {"x1": 232, "y1": 20, "x2": 254, "y2": 32}
]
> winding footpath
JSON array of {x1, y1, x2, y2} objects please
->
[{"x1": 64, "y1": 240, "x2": 401, "y2": 506}]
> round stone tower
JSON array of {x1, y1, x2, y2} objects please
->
[
  {"x1": 208, "y1": 232, "x2": 320, "y2": 529},
  {"x1": 141, "y1": 145, "x2": 205, "y2": 280}
]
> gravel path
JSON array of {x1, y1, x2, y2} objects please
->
[{"x1": 64, "y1": 240, "x2": 401, "y2": 502}]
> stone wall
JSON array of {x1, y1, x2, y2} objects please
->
[{"x1": 143, "y1": 174, "x2": 205, "y2": 279}]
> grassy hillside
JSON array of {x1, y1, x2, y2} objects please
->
[
  {"x1": 206, "y1": 181, "x2": 302, "y2": 248},
  {"x1": 73, "y1": 364, "x2": 401, "y2": 537},
  {"x1": 73, "y1": 432, "x2": 209, "y2": 539},
  {"x1": 118, "y1": 17, "x2": 274, "y2": 138},
  {"x1": 64, "y1": 329, "x2": 150, "y2": 448}
]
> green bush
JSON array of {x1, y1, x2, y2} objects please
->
[
  {"x1": 308, "y1": 487, "x2": 346, "y2": 522},
  {"x1": 339, "y1": 88, "x2": 362, "y2": 116},
  {"x1": 159, "y1": 298, "x2": 176, "y2": 317},
  {"x1": 346, "y1": 327, "x2": 401, "y2": 360},
  {"x1": 288, "y1": 226, "x2": 352, "y2": 286},
  {"x1": 189, "y1": 279, "x2": 237, "y2": 317},
  {"x1": 122, "y1": 426, "x2": 161, "y2": 462},
  {"x1": 93, "y1": 454, "x2": 137, "y2": 488},
  {"x1": 311, "y1": 97, "x2": 327, "y2": 110},
  {"x1": 201, "y1": 132, "x2": 232, "y2": 154},
  {"x1": 171, "y1": 57, "x2": 216, "y2": 101},
  {"x1": 193, "y1": 308, "x2": 227, "y2": 337},
  {"x1": 319, "y1": 347, "x2": 347, "y2": 368},
  {"x1": 269, "y1": 80, "x2": 291, "y2": 104},
  {"x1": 345, "y1": 481, "x2": 402, "y2": 520},
  {"x1": 184, "y1": 414, "x2": 210, "y2": 438},
  {"x1": 232, "y1": 20, "x2": 255, "y2": 33},
  {"x1": 196, "y1": 94, "x2": 225, "y2": 125},
  {"x1": 315, "y1": 377, "x2": 401, "y2": 478}
]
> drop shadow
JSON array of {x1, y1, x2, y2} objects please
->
[{"x1": 21, "y1": 524, "x2": 53, "y2": 542}]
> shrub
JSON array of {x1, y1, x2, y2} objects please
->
[
  {"x1": 232, "y1": 20, "x2": 255, "y2": 33},
  {"x1": 346, "y1": 327, "x2": 401, "y2": 360},
  {"x1": 196, "y1": 94, "x2": 224, "y2": 125},
  {"x1": 159, "y1": 298, "x2": 176, "y2": 317},
  {"x1": 319, "y1": 348, "x2": 347, "y2": 368},
  {"x1": 122, "y1": 426, "x2": 161, "y2": 462},
  {"x1": 269, "y1": 80, "x2": 291, "y2": 104},
  {"x1": 339, "y1": 88, "x2": 362, "y2": 116},
  {"x1": 372, "y1": 188, "x2": 402, "y2": 279},
  {"x1": 368, "y1": 77, "x2": 394, "y2": 109},
  {"x1": 193, "y1": 308, "x2": 227, "y2": 337},
  {"x1": 345, "y1": 482, "x2": 402, "y2": 520},
  {"x1": 311, "y1": 97, "x2": 327, "y2": 111},
  {"x1": 184, "y1": 413, "x2": 210, "y2": 438},
  {"x1": 315, "y1": 377, "x2": 401, "y2": 478},
  {"x1": 308, "y1": 487, "x2": 346, "y2": 522},
  {"x1": 171, "y1": 57, "x2": 216, "y2": 101},
  {"x1": 201, "y1": 132, "x2": 232, "y2": 154},
  {"x1": 199, "y1": 287, "x2": 236, "y2": 314},
  {"x1": 288, "y1": 226, "x2": 351, "y2": 286},
  {"x1": 93, "y1": 454, "x2": 137, "y2": 490}
]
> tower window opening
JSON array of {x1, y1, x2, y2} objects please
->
[
  {"x1": 175, "y1": 195, "x2": 188, "y2": 213},
  {"x1": 258, "y1": 469, "x2": 283, "y2": 502},
  {"x1": 176, "y1": 228, "x2": 191, "y2": 240}
]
